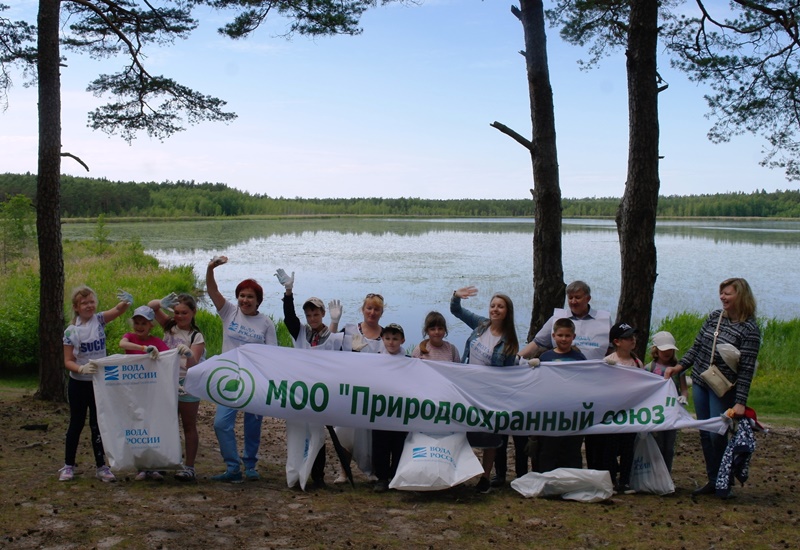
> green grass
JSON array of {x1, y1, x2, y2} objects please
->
[
  {"x1": 0, "y1": 372, "x2": 37, "y2": 389},
  {"x1": 653, "y1": 313, "x2": 800, "y2": 417},
  {"x1": 0, "y1": 238, "x2": 292, "y2": 376}
]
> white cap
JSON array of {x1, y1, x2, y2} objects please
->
[
  {"x1": 651, "y1": 331, "x2": 678, "y2": 351},
  {"x1": 132, "y1": 305, "x2": 155, "y2": 321}
]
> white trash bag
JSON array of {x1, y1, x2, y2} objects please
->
[
  {"x1": 92, "y1": 351, "x2": 182, "y2": 471},
  {"x1": 285, "y1": 421, "x2": 326, "y2": 491},
  {"x1": 390, "y1": 432, "x2": 483, "y2": 491},
  {"x1": 333, "y1": 426, "x2": 373, "y2": 476},
  {"x1": 511, "y1": 468, "x2": 614, "y2": 503},
  {"x1": 630, "y1": 432, "x2": 675, "y2": 495}
]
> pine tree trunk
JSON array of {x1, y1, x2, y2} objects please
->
[
  {"x1": 616, "y1": 0, "x2": 660, "y2": 357},
  {"x1": 35, "y1": 0, "x2": 66, "y2": 401},
  {"x1": 519, "y1": 0, "x2": 565, "y2": 341}
]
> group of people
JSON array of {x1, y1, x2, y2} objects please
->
[{"x1": 59, "y1": 256, "x2": 761, "y2": 500}]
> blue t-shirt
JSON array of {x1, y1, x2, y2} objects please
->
[{"x1": 540, "y1": 348, "x2": 587, "y2": 362}]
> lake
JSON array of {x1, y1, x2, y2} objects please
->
[{"x1": 62, "y1": 218, "x2": 800, "y2": 353}]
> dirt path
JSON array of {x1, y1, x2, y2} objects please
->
[{"x1": 1, "y1": 391, "x2": 797, "y2": 549}]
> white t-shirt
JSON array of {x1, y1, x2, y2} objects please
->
[
  {"x1": 164, "y1": 326, "x2": 206, "y2": 377},
  {"x1": 63, "y1": 313, "x2": 107, "y2": 381},
  {"x1": 218, "y1": 300, "x2": 277, "y2": 353},
  {"x1": 468, "y1": 330, "x2": 500, "y2": 366},
  {"x1": 341, "y1": 323, "x2": 384, "y2": 353},
  {"x1": 534, "y1": 307, "x2": 612, "y2": 361}
]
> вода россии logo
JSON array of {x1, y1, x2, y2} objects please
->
[{"x1": 206, "y1": 360, "x2": 256, "y2": 408}]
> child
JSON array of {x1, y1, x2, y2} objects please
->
[
  {"x1": 276, "y1": 268, "x2": 344, "y2": 489},
  {"x1": 411, "y1": 311, "x2": 461, "y2": 363},
  {"x1": 539, "y1": 318, "x2": 588, "y2": 362},
  {"x1": 644, "y1": 331, "x2": 688, "y2": 473},
  {"x1": 601, "y1": 322, "x2": 643, "y2": 494},
  {"x1": 119, "y1": 305, "x2": 171, "y2": 481},
  {"x1": 149, "y1": 293, "x2": 205, "y2": 482},
  {"x1": 372, "y1": 323, "x2": 409, "y2": 492},
  {"x1": 60, "y1": 287, "x2": 132, "y2": 482},
  {"x1": 534, "y1": 318, "x2": 587, "y2": 472}
]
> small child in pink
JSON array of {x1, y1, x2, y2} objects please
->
[
  {"x1": 411, "y1": 311, "x2": 461, "y2": 363},
  {"x1": 119, "y1": 305, "x2": 170, "y2": 481}
]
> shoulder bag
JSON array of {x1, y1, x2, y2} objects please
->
[{"x1": 699, "y1": 313, "x2": 738, "y2": 398}]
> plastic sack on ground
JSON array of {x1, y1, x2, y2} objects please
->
[
  {"x1": 334, "y1": 426, "x2": 373, "y2": 476},
  {"x1": 285, "y1": 421, "x2": 326, "y2": 491},
  {"x1": 389, "y1": 432, "x2": 483, "y2": 491},
  {"x1": 630, "y1": 432, "x2": 675, "y2": 495},
  {"x1": 510, "y1": 468, "x2": 614, "y2": 502},
  {"x1": 92, "y1": 351, "x2": 182, "y2": 471}
]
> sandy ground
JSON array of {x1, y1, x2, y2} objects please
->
[{"x1": 1, "y1": 390, "x2": 798, "y2": 549}]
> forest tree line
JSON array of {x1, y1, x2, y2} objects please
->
[{"x1": 2, "y1": 172, "x2": 799, "y2": 219}]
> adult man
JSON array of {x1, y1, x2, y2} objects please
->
[
  {"x1": 509, "y1": 281, "x2": 613, "y2": 481},
  {"x1": 519, "y1": 280, "x2": 612, "y2": 361}
]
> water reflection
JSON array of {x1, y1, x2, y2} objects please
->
[
  {"x1": 60, "y1": 217, "x2": 800, "y2": 353},
  {"x1": 62, "y1": 217, "x2": 800, "y2": 251}
]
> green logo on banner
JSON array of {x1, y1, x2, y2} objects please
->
[{"x1": 206, "y1": 360, "x2": 256, "y2": 408}]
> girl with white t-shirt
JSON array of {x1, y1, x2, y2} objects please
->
[
  {"x1": 149, "y1": 293, "x2": 206, "y2": 481},
  {"x1": 59, "y1": 286, "x2": 131, "y2": 482}
]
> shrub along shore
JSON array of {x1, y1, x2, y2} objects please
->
[{"x1": 0, "y1": 239, "x2": 796, "y2": 419}]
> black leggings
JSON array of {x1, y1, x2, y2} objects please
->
[{"x1": 64, "y1": 377, "x2": 106, "y2": 467}]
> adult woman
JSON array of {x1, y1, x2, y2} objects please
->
[
  {"x1": 207, "y1": 256, "x2": 278, "y2": 482},
  {"x1": 337, "y1": 293, "x2": 385, "y2": 354},
  {"x1": 148, "y1": 293, "x2": 206, "y2": 481},
  {"x1": 450, "y1": 285, "x2": 519, "y2": 493},
  {"x1": 333, "y1": 292, "x2": 385, "y2": 483},
  {"x1": 664, "y1": 277, "x2": 760, "y2": 498}
]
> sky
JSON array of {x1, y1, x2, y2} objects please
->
[{"x1": 1, "y1": 0, "x2": 795, "y2": 200}]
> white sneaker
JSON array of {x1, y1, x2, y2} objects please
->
[
  {"x1": 58, "y1": 465, "x2": 74, "y2": 481},
  {"x1": 135, "y1": 471, "x2": 148, "y2": 481},
  {"x1": 96, "y1": 465, "x2": 116, "y2": 483}
]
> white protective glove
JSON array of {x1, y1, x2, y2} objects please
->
[
  {"x1": 677, "y1": 395, "x2": 688, "y2": 406},
  {"x1": 160, "y1": 292, "x2": 179, "y2": 311},
  {"x1": 176, "y1": 343, "x2": 192, "y2": 358},
  {"x1": 274, "y1": 268, "x2": 294, "y2": 292},
  {"x1": 327, "y1": 299, "x2": 343, "y2": 324},
  {"x1": 145, "y1": 345, "x2": 160, "y2": 360},
  {"x1": 350, "y1": 333, "x2": 368, "y2": 352},
  {"x1": 78, "y1": 361, "x2": 98, "y2": 375},
  {"x1": 527, "y1": 358, "x2": 540, "y2": 368},
  {"x1": 116, "y1": 289, "x2": 134, "y2": 305}
]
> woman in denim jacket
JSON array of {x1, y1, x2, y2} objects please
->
[{"x1": 450, "y1": 285, "x2": 519, "y2": 492}]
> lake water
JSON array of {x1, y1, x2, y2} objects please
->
[{"x1": 62, "y1": 218, "x2": 800, "y2": 353}]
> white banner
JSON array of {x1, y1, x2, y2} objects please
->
[
  {"x1": 92, "y1": 350, "x2": 183, "y2": 471},
  {"x1": 184, "y1": 345, "x2": 729, "y2": 436}
]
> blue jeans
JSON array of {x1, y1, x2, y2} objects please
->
[
  {"x1": 213, "y1": 405, "x2": 263, "y2": 472},
  {"x1": 693, "y1": 383, "x2": 735, "y2": 483}
]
